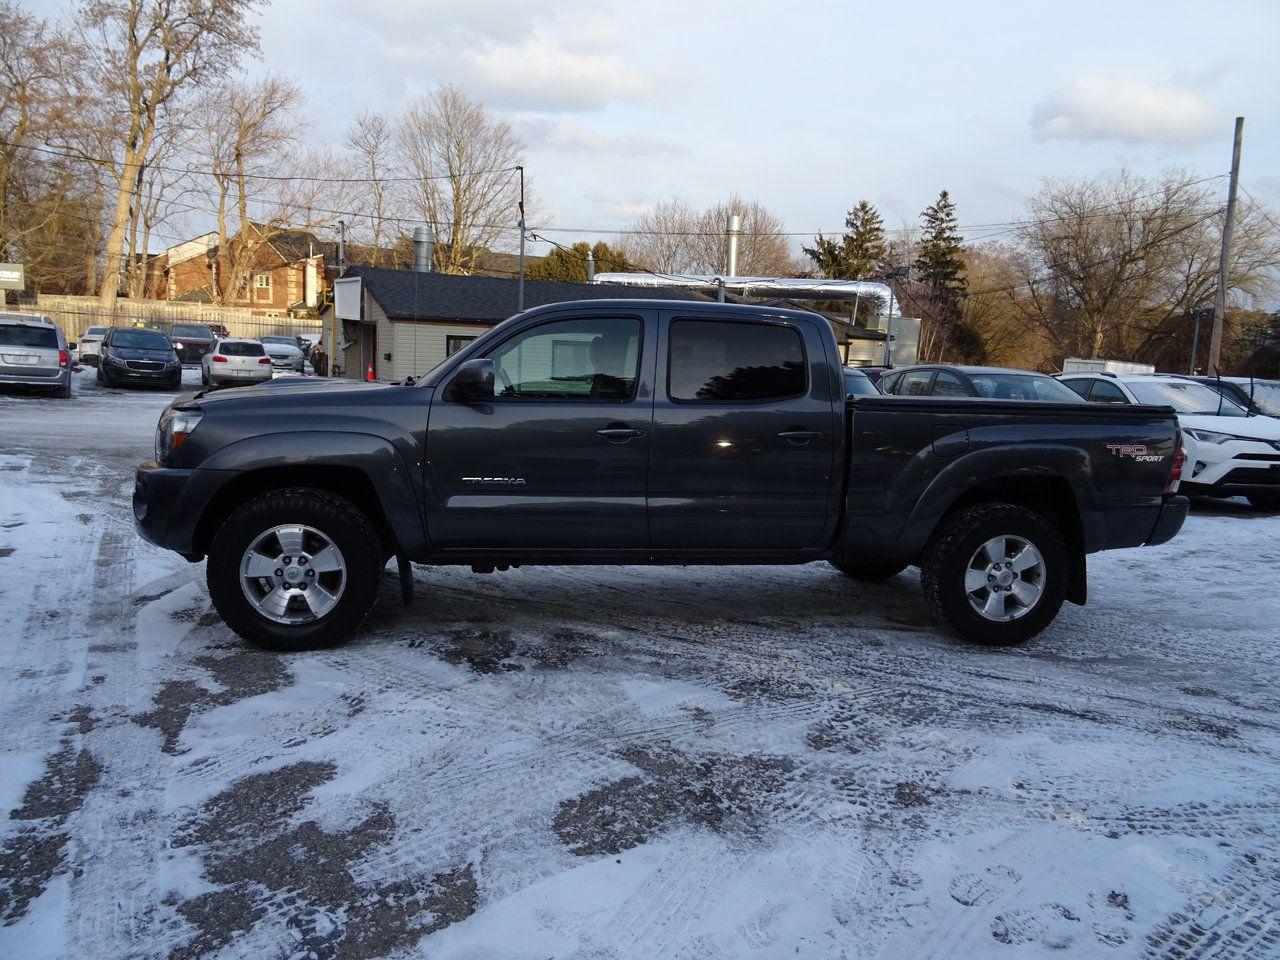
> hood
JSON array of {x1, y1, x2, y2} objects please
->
[
  {"x1": 187, "y1": 376, "x2": 403, "y2": 406},
  {"x1": 113, "y1": 345, "x2": 174, "y2": 361},
  {"x1": 1179, "y1": 413, "x2": 1280, "y2": 441},
  {"x1": 264, "y1": 345, "x2": 302, "y2": 358}
]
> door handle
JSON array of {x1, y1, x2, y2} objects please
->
[
  {"x1": 778, "y1": 429, "x2": 822, "y2": 444},
  {"x1": 596, "y1": 425, "x2": 645, "y2": 442}
]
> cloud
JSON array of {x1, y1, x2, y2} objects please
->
[
  {"x1": 457, "y1": 34, "x2": 650, "y2": 111},
  {"x1": 513, "y1": 117, "x2": 682, "y2": 156},
  {"x1": 1031, "y1": 77, "x2": 1216, "y2": 146}
]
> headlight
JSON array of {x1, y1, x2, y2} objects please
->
[
  {"x1": 1185, "y1": 429, "x2": 1252, "y2": 445},
  {"x1": 156, "y1": 408, "x2": 203, "y2": 463}
]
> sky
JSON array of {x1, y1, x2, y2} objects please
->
[{"x1": 24, "y1": 0, "x2": 1280, "y2": 260}]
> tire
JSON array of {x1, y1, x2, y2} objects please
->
[
  {"x1": 920, "y1": 503, "x2": 1067, "y2": 647},
  {"x1": 829, "y1": 559, "x2": 908, "y2": 581},
  {"x1": 206, "y1": 488, "x2": 384, "y2": 651},
  {"x1": 1248, "y1": 493, "x2": 1280, "y2": 511}
]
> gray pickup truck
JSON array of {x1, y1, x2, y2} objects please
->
[{"x1": 134, "y1": 300, "x2": 1188, "y2": 651}]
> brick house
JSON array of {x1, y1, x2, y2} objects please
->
[{"x1": 143, "y1": 226, "x2": 329, "y2": 316}]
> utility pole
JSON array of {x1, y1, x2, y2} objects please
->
[
  {"x1": 1208, "y1": 116, "x2": 1244, "y2": 373},
  {"x1": 516, "y1": 165, "x2": 526, "y2": 312},
  {"x1": 335, "y1": 220, "x2": 347, "y2": 274}
]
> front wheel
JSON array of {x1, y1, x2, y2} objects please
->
[
  {"x1": 206, "y1": 488, "x2": 384, "y2": 651},
  {"x1": 920, "y1": 503, "x2": 1067, "y2": 646}
]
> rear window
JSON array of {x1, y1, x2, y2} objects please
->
[
  {"x1": 85, "y1": 326, "x2": 107, "y2": 336},
  {"x1": 969, "y1": 373, "x2": 1082, "y2": 403},
  {"x1": 218, "y1": 341, "x2": 265, "y2": 357},
  {"x1": 842, "y1": 369, "x2": 879, "y2": 396},
  {"x1": 171, "y1": 324, "x2": 213, "y2": 338},
  {"x1": 0, "y1": 325, "x2": 58, "y2": 348},
  {"x1": 669, "y1": 320, "x2": 806, "y2": 402},
  {"x1": 111, "y1": 330, "x2": 170, "y2": 350}
]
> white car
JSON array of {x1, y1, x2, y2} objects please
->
[
  {"x1": 77, "y1": 325, "x2": 108, "y2": 365},
  {"x1": 259, "y1": 336, "x2": 306, "y2": 375},
  {"x1": 201, "y1": 338, "x2": 275, "y2": 389},
  {"x1": 1058, "y1": 373, "x2": 1280, "y2": 510}
]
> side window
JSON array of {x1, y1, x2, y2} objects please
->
[
  {"x1": 1088, "y1": 379, "x2": 1129, "y2": 404},
  {"x1": 878, "y1": 372, "x2": 900, "y2": 394},
  {"x1": 897, "y1": 370, "x2": 934, "y2": 396},
  {"x1": 668, "y1": 319, "x2": 805, "y2": 402},
  {"x1": 1060, "y1": 378, "x2": 1092, "y2": 399},
  {"x1": 489, "y1": 317, "x2": 640, "y2": 400},
  {"x1": 932, "y1": 371, "x2": 969, "y2": 397}
]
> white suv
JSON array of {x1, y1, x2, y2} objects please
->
[{"x1": 1058, "y1": 373, "x2": 1280, "y2": 510}]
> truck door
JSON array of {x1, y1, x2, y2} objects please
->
[
  {"x1": 648, "y1": 312, "x2": 838, "y2": 549},
  {"x1": 424, "y1": 311, "x2": 655, "y2": 548}
]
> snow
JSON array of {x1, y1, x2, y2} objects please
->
[{"x1": 1, "y1": 376, "x2": 1278, "y2": 959}]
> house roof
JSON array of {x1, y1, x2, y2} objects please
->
[{"x1": 343, "y1": 266, "x2": 708, "y2": 322}]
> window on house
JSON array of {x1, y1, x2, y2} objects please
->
[
  {"x1": 446, "y1": 335, "x2": 477, "y2": 357},
  {"x1": 253, "y1": 273, "x2": 272, "y2": 302}
]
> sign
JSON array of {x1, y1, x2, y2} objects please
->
[{"x1": 0, "y1": 263, "x2": 24, "y2": 291}]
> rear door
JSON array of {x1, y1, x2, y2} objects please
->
[
  {"x1": 648, "y1": 312, "x2": 838, "y2": 549},
  {"x1": 424, "y1": 310, "x2": 656, "y2": 548}
]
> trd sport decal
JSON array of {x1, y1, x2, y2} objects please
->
[{"x1": 1106, "y1": 444, "x2": 1164, "y2": 463}]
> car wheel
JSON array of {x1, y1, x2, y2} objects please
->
[
  {"x1": 920, "y1": 503, "x2": 1067, "y2": 646},
  {"x1": 1248, "y1": 493, "x2": 1280, "y2": 511},
  {"x1": 206, "y1": 488, "x2": 384, "y2": 651},
  {"x1": 829, "y1": 560, "x2": 908, "y2": 581}
]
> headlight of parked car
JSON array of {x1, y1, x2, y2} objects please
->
[
  {"x1": 155, "y1": 407, "x2": 203, "y2": 463},
  {"x1": 1185, "y1": 428, "x2": 1250, "y2": 445}
]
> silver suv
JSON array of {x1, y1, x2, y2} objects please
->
[
  {"x1": 202, "y1": 338, "x2": 274, "y2": 388},
  {"x1": 0, "y1": 312, "x2": 72, "y2": 398}
]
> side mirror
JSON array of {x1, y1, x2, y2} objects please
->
[
  {"x1": 451, "y1": 358, "x2": 494, "y2": 401},
  {"x1": 67, "y1": 341, "x2": 78, "y2": 350}
]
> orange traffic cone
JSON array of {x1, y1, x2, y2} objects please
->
[{"x1": 365, "y1": 362, "x2": 375, "y2": 382}]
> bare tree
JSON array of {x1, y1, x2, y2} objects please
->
[
  {"x1": 62, "y1": 0, "x2": 261, "y2": 311},
  {"x1": 345, "y1": 111, "x2": 397, "y2": 265},
  {"x1": 397, "y1": 86, "x2": 524, "y2": 275},
  {"x1": 621, "y1": 195, "x2": 798, "y2": 276}
]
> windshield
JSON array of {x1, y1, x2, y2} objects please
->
[
  {"x1": 218, "y1": 341, "x2": 265, "y2": 357},
  {"x1": 0, "y1": 325, "x2": 58, "y2": 348},
  {"x1": 85, "y1": 326, "x2": 107, "y2": 336},
  {"x1": 968, "y1": 373, "x2": 1082, "y2": 402},
  {"x1": 111, "y1": 330, "x2": 171, "y2": 350},
  {"x1": 171, "y1": 324, "x2": 213, "y2": 339},
  {"x1": 1127, "y1": 380, "x2": 1247, "y2": 417},
  {"x1": 1248, "y1": 382, "x2": 1280, "y2": 417},
  {"x1": 843, "y1": 369, "x2": 880, "y2": 396},
  {"x1": 261, "y1": 336, "x2": 293, "y2": 344}
]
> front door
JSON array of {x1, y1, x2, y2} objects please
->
[
  {"x1": 424, "y1": 312, "x2": 655, "y2": 548},
  {"x1": 648, "y1": 313, "x2": 839, "y2": 549}
]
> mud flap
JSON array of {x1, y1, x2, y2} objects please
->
[
  {"x1": 1066, "y1": 550, "x2": 1087, "y2": 606},
  {"x1": 396, "y1": 554, "x2": 413, "y2": 606}
]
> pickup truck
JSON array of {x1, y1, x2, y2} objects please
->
[{"x1": 133, "y1": 300, "x2": 1189, "y2": 652}]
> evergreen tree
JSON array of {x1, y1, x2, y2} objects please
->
[
  {"x1": 803, "y1": 200, "x2": 887, "y2": 280},
  {"x1": 912, "y1": 190, "x2": 970, "y2": 361},
  {"x1": 526, "y1": 241, "x2": 637, "y2": 282}
]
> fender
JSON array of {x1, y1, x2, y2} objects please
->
[
  {"x1": 888, "y1": 442, "x2": 1106, "y2": 559},
  {"x1": 195, "y1": 431, "x2": 429, "y2": 557}
]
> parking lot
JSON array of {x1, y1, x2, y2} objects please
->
[{"x1": 1, "y1": 370, "x2": 1278, "y2": 959}]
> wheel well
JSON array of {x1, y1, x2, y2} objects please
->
[
  {"x1": 192, "y1": 466, "x2": 395, "y2": 559},
  {"x1": 942, "y1": 474, "x2": 1087, "y2": 605}
]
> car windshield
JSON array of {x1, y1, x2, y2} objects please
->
[
  {"x1": 0, "y1": 325, "x2": 58, "y2": 348},
  {"x1": 968, "y1": 373, "x2": 1082, "y2": 402},
  {"x1": 218, "y1": 341, "x2": 265, "y2": 357},
  {"x1": 1127, "y1": 380, "x2": 1247, "y2": 417},
  {"x1": 112, "y1": 330, "x2": 171, "y2": 350},
  {"x1": 171, "y1": 324, "x2": 213, "y2": 338},
  {"x1": 843, "y1": 369, "x2": 880, "y2": 396},
  {"x1": 1246, "y1": 382, "x2": 1280, "y2": 417},
  {"x1": 261, "y1": 336, "x2": 292, "y2": 344},
  {"x1": 85, "y1": 326, "x2": 107, "y2": 336}
]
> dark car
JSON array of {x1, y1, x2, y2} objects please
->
[
  {"x1": 167, "y1": 323, "x2": 216, "y2": 366},
  {"x1": 98, "y1": 327, "x2": 182, "y2": 389},
  {"x1": 842, "y1": 366, "x2": 879, "y2": 396},
  {"x1": 136, "y1": 300, "x2": 1188, "y2": 653},
  {"x1": 878, "y1": 365, "x2": 1085, "y2": 403},
  {"x1": 1180, "y1": 375, "x2": 1280, "y2": 419}
]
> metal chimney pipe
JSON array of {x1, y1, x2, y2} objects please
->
[
  {"x1": 725, "y1": 213, "x2": 741, "y2": 277},
  {"x1": 586, "y1": 249, "x2": 595, "y2": 283},
  {"x1": 412, "y1": 226, "x2": 434, "y2": 273}
]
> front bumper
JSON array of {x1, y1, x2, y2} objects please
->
[
  {"x1": 1182, "y1": 435, "x2": 1280, "y2": 494},
  {"x1": 134, "y1": 462, "x2": 201, "y2": 556},
  {"x1": 105, "y1": 361, "x2": 180, "y2": 382}
]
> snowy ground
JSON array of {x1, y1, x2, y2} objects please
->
[{"x1": 1, "y1": 368, "x2": 1278, "y2": 960}]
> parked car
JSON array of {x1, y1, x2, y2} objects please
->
[
  {"x1": 1057, "y1": 372, "x2": 1280, "y2": 510},
  {"x1": 77, "y1": 325, "x2": 109, "y2": 366},
  {"x1": 1180, "y1": 375, "x2": 1280, "y2": 420},
  {"x1": 879, "y1": 365, "x2": 1086, "y2": 402},
  {"x1": 201, "y1": 338, "x2": 274, "y2": 388},
  {"x1": 260, "y1": 336, "x2": 307, "y2": 373},
  {"x1": 136, "y1": 299, "x2": 1187, "y2": 652},
  {"x1": 167, "y1": 323, "x2": 216, "y2": 367},
  {"x1": 842, "y1": 366, "x2": 880, "y2": 396},
  {"x1": 298, "y1": 332, "x2": 321, "y2": 359},
  {"x1": 97, "y1": 326, "x2": 182, "y2": 390},
  {"x1": 0, "y1": 311, "x2": 72, "y2": 398}
]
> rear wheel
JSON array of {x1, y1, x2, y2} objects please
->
[
  {"x1": 206, "y1": 488, "x2": 384, "y2": 651},
  {"x1": 920, "y1": 503, "x2": 1067, "y2": 646},
  {"x1": 1248, "y1": 493, "x2": 1280, "y2": 511},
  {"x1": 829, "y1": 560, "x2": 908, "y2": 581}
]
